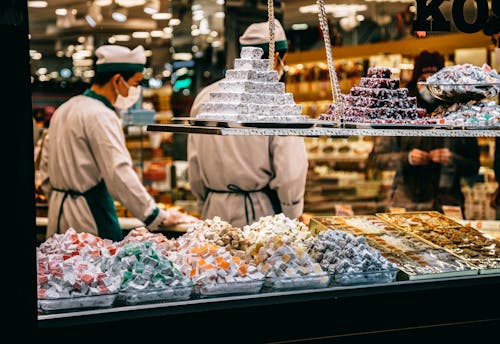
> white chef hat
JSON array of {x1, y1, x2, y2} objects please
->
[
  {"x1": 239, "y1": 19, "x2": 288, "y2": 54},
  {"x1": 95, "y1": 45, "x2": 146, "y2": 73}
]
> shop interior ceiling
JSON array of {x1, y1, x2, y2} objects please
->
[
  {"x1": 28, "y1": 0, "x2": 476, "y2": 78},
  {"x1": 28, "y1": 1, "x2": 420, "y2": 55}
]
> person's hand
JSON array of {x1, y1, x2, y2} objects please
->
[
  {"x1": 161, "y1": 208, "x2": 200, "y2": 228},
  {"x1": 408, "y1": 149, "x2": 430, "y2": 165},
  {"x1": 429, "y1": 148, "x2": 452, "y2": 165}
]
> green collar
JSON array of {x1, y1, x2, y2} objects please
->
[{"x1": 83, "y1": 89, "x2": 115, "y2": 111}]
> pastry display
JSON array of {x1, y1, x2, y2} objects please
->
[
  {"x1": 242, "y1": 213, "x2": 313, "y2": 249},
  {"x1": 38, "y1": 227, "x2": 117, "y2": 259},
  {"x1": 182, "y1": 217, "x2": 249, "y2": 258},
  {"x1": 307, "y1": 229, "x2": 397, "y2": 285},
  {"x1": 195, "y1": 47, "x2": 308, "y2": 122},
  {"x1": 37, "y1": 230, "x2": 122, "y2": 313},
  {"x1": 431, "y1": 100, "x2": 500, "y2": 127},
  {"x1": 319, "y1": 66, "x2": 427, "y2": 124},
  {"x1": 251, "y1": 236, "x2": 328, "y2": 291},
  {"x1": 310, "y1": 215, "x2": 393, "y2": 235},
  {"x1": 168, "y1": 243, "x2": 264, "y2": 297},
  {"x1": 309, "y1": 214, "x2": 479, "y2": 280},
  {"x1": 118, "y1": 227, "x2": 179, "y2": 256},
  {"x1": 113, "y1": 242, "x2": 193, "y2": 305},
  {"x1": 376, "y1": 211, "x2": 463, "y2": 231},
  {"x1": 423, "y1": 63, "x2": 500, "y2": 102}
]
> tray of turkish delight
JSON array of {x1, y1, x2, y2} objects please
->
[
  {"x1": 364, "y1": 231, "x2": 440, "y2": 254},
  {"x1": 263, "y1": 273, "x2": 330, "y2": 292},
  {"x1": 117, "y1": 285, "x2": 193, "y2": 305},
  {"x1": 38, "y1": 293, "x2": 118, "y2": 314},
  {"x1": 375, "y1": 211, "x2": 464, "y2": 231},
  {"x1": 419, "y1": 63, "x2": 500, "y2": 102},
  {"x1": 406, "y1": 226, "x2": 500, "y2": 274},
  {"x1": 309, "y1": 215, "x2": 398, "y2": 236},
  {"x1": 195, "y1": 279, "x2": 264, "y2": 298},
  {"x1": 382, "y1": 249, "x2": 478, "y2": 280}
]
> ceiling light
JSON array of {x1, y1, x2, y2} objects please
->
[
  {"x1": 28, "y1": 1, "x2": 48, "y2": 8},
  {"x1": 55, "y1": 8, "x2": 68, "y2": 16},
  {"x1": 299, "y1": 4, "x2": 367, "y2": 16},
  {"x1": 94, "y1": 0, "x2": 112, "y2": 5},
  {"x1": 116, "y1": 0, "x2": 145, "y2": 7},
  {"x1": 31, "y1": 52, "x2": 42, "y2": 60},
  {"x1": 150, "y1": 30, "x2": 163, "y2": 37},
  {"x1": 85, "y1": 2, "x2": 103, "y2": 27},
  {"x1": 113, "y1": 34, "x2": 131, "y2": 42},
  {"x1": 292, "y1": 23, "x2": 308, "y2": 31},
  {"x1": 144, "y1": 0, "x2": 160, "y2": 15},
  {"x1": 173, "y1": 53, "x2": 192, "y2": 61},
  {"x1": 169, "y1": 18, "x2": 181, "y2": 26},
  {"x1": 112, "y1": 6, "x2": 128, "y2": 22},
  {"x1": 152, "y1": 12, "x2": 172, "y2": 20},
  {"x1": 132, "y1": 31, "x2": 150, "y2": 39}
]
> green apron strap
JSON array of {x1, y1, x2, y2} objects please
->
[{"x1": 83, "y1": 180, "x2": 123, "y2": 241}]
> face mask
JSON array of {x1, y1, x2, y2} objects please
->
[
  {"x1": 114, "y1": 77, "x2": 141, "y2": 111},
  {"x1": 419, "y1": 87, "x2": 435, "y2": 103}
]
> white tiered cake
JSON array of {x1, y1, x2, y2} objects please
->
[{"x1": 196, "y1": 47, "x2": 308, "y2": 122}]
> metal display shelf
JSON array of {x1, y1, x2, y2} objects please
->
[
  {"x1": 37, "y1": 274, "x2": 500, "y2": 341},
  {"x1": 147, "y1": 123, "x2": 500, "y2": 137}
]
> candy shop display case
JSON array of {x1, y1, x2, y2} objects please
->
[
  {"x1": 309, "y1": 214, "x2": 482, "y2": 281},
  {"x1": 28, "y1": 5, "x2": 500, "y2": 341}
]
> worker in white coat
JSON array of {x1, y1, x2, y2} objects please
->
[
  {"x1": 187, "y1": 20, "x2": 308, "y2": 228},
  {"x1": 39, "y1": 45, "x2": 197, "y2": 241}
]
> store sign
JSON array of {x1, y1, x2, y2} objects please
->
[{"x1": 413, "y1": 0, "x2": 497, "y2": 33}]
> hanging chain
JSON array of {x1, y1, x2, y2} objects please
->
[
  {"x1": 316, "y1": 0, "x2": 344, "y2": 122},
  {"x1": 268, "y1": 0, "x2": 275, "y2": 70}
]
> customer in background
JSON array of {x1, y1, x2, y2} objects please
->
[
  {"x1": 368, "y1": 136, "x2": 480, "y2": 213},
  {"x1": 187, "y1": 20, "x2": 308, "y2": 228},
  {"x1": 406, "y1": 50, "x2": 446, "y2": 114},
  {"x1": 39, "y1": 45, "x2": 197, "y2": 241}
]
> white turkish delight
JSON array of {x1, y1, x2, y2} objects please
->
[
  {"x1": 234, "y1": 58, "x2": 271, "y2": 71},
  {"x1": 218, "y1": 80, "x2": 285, "y2": 94},
  {"x1": 240, "y1": 47, "x2": 264, "y2": 59},
  {"x1": 225, "y1": 69, "x2": 279, "y2": 83}
]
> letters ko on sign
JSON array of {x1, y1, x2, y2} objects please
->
[{"x1": 413, "y1": 0, "x2": 500, "y2": 33}]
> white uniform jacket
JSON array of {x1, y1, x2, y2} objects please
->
[
  {"x1": 187, "y1": 81, "x2": 308, "y2": 228},
  {"x1": 39, "y1": 92, "x2": 162, "y2": 238}
]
